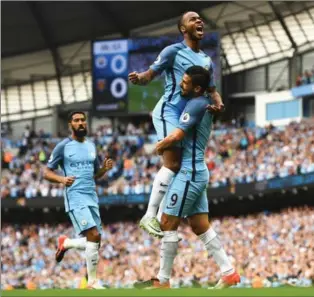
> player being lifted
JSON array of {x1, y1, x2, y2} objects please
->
[
  {"x1": 129, "y1": 11, "x2": 224, "y2": 238},
  {"x1": 134, "y1": 66, "x2": 240, "y2": 289},
  {"x1": 44, "y1": 112, "x2": 113, "y2": 289}
]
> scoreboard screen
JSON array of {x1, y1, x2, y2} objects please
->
[
  {"x1": 92, "y1": 39, "x2": 129, "y2": 113},
  {"x1": 92, "y1": 33, "x2": 220, "y2": 114}
]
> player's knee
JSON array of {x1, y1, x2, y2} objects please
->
[
  {"x1": 191, "y1": 223, "x2": 209, "y2": 236},
  {"x1": 91, "y1": 227, "x2": 99, "y2": 237},
  {"x1": 160, "y1": 215, "x2": 169, "y2": 231},
  {"x1": 94, "y1": 232, "x2": 101, "y2": 243},
  {"x1": 85, "y1": 227, "x2": 101, "y2": 242},
  {"x1": 165, "y1": 161, "x2": 180, "y2": 173},
  {"x1": 171, "y1": 162, "x2": 181, "y2": 173},
  {"x1": 163, "y1": 153, "x2": 181, "y2": 173},
  {"x1": 160, "y1": 214, "x2": 179, "y2": 231},
  {"x1": 191, "y1": 225, "x2": 201, "y2": 236}
]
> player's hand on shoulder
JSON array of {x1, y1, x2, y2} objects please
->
[
  {"x1": 104, "y1": 158, "x2": 113, "y2": 171},
  {"x1": 62, "y1": 176, "x2": 75, "y2": 187},
  {"x1": 206, "y1": 103, "x2": 225, "y2": 115},
  {"x1": 128, "y1": 72, "x2": 140, "y2": 85}
]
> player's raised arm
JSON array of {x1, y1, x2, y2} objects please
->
[
  {"x1": 94, "y1": 158, "x2": 113, "y2": 179},
  {"x1": 207, "y1": 87, "x2": 225, "y2": 114},
  {"x1": 128, "y1": 69, "x2": 158, "y2": 86},
  {"x1": 128, "y1": 45, "x2": 177, "y2": 86},
  {"x1": 206, "y1": 63, "x2": 225, "y2": 114}
]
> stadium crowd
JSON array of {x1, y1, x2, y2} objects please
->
[
  {"x1": 1, "y1": 206, "x2": 313, "y2": 289},
  {"x1": 296, "y1": 68, "x2": 314, "y2": 86},
  {"x1": 129, "y1": 52, "x2": 161, "y2": 74},
  {"x1": 1, "y1": 120, "x2": 314, "y2": 199}
]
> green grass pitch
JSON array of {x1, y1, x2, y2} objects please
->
[
  {"x1": 2, "y1": 288, "x2": 314, "y2": 297},
  {"x1": 128, "y1": 79, "x2": 164, "y2": 113}
]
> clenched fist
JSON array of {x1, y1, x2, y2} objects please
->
[
  {"x1": 104, "y1": 158, "x2": 113, "y2": 171},
  {"x1": 128, "y1": 72, "x2": 140, "y2": 85},
  {"x1": 62, "y1": 176, "x2": 75, "y2": 187},
  {"x1": 206, "y1": 103, "x2": 225, "y2": 115}
]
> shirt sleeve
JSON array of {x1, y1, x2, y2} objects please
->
[
  {"x1": 47, "y1": 142, "x2": 65, "y2": 170},
  {"x1": 178, "y1": 97, "x2": 208, "y2": 132},
  {"x1": 208, "y1": 61, "x2": 216, "y2": 88},
  {"x1": 149, "y1": 45, "x2": 178, "y2": 73}
]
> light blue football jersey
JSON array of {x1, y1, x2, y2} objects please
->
[
  {"x1": 150, "y1": 40, "x2": 216, "y2": 116},
  {"x1": 177, "y1": 96, "x2": 213, "y2": 181},
  {"x1": 47, "y1": 137, "x2": 100, "y2": 212}
]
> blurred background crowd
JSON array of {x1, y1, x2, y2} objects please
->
[
  {"x1": 2, "y1": 119, "x2": 314, "y2": 200},
  {"x1": 2, "y1": 206, "x2": 313, "y2": 289},
  {"x1": 2, "y1": 1, "x2": 314, "y2": 292},
  {"x1": 129, "y1": 52, "x2": 162, "y2": 74},
  {"x1": 296, "y1": 68, "x2": 314, "y2": 86}
]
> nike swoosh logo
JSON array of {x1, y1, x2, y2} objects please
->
[
  {"x1": 182, "y1": 63, "x2": 190, "y2": 66},
  {"x1": 160, "y1": 182, "x2": 168, "y2": 187},
  {"x1": 149, "y1": 225, "x2": 163, "y2": 233},
  {"x1": 69, "y1": 154, "x2": 75, "y2": 157},
  {"x1": 166, "y1": 206, "x2": 174, "y2": 209}
]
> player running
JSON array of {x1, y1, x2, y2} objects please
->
[
  {"x1": 129, "y1": 11, "x2": 224, "y2": 238},
  {"x1": 134, "y1": 66, "x2": 240, "y2": 289},
  {"x1": 44, "y1": 111, "x2": 113, "y2": 289}
]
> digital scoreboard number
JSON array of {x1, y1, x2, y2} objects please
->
[{"x1": 92, "y1": 40, "x2": 128, "y2": 112}]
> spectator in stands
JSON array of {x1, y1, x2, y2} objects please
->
[
  {"x1": 296, "y1": 74, "x2": 303, "y2": 86},
  {"x1": 304, "y1": 70, "x2": 311, "y2": 84},
  {"x1": 301, "y1": 70, "x2": 314, "y2": 85},
  {"x1": 1, "y1": 120, "x2": 314, "y2": 197},
  {"x1": 296, "y1": 68, "x2": 314, "y2": 86},
  {"x1": 1, "y1": 207, "x2": 313, "y2": 289}
]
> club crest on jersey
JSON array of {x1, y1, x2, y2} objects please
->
[
  {"x1": 182, "y1": 113, "x2": 190, "y2": 123},
  {"x1": 81, "y1": 219, "x2": 87, "y2": 226},
  {"x1": 90, "y1": 151, "x2": 96, "y2": 159}
]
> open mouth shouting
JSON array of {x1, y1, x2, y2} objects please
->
[{"x1": 195, "y1": 24, "x2": 204, "y2": 37}]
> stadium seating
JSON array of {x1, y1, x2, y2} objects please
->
[
  {"x1": 1, "y1": 206, "x2": 313, "y2": 289},
  {"x1": 2, "y1": 120, "x2": 314, "y2": 199}
]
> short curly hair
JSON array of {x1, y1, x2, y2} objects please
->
[
  {"x1": 177, "y1": 11, "x2": 190, "y2": 35},
  {"x1": 67, "y1": 111, "x2": 86, "y2": 123},
  {"x1": 185, "y1": 66, "x2": 210, "y2": 92}
]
